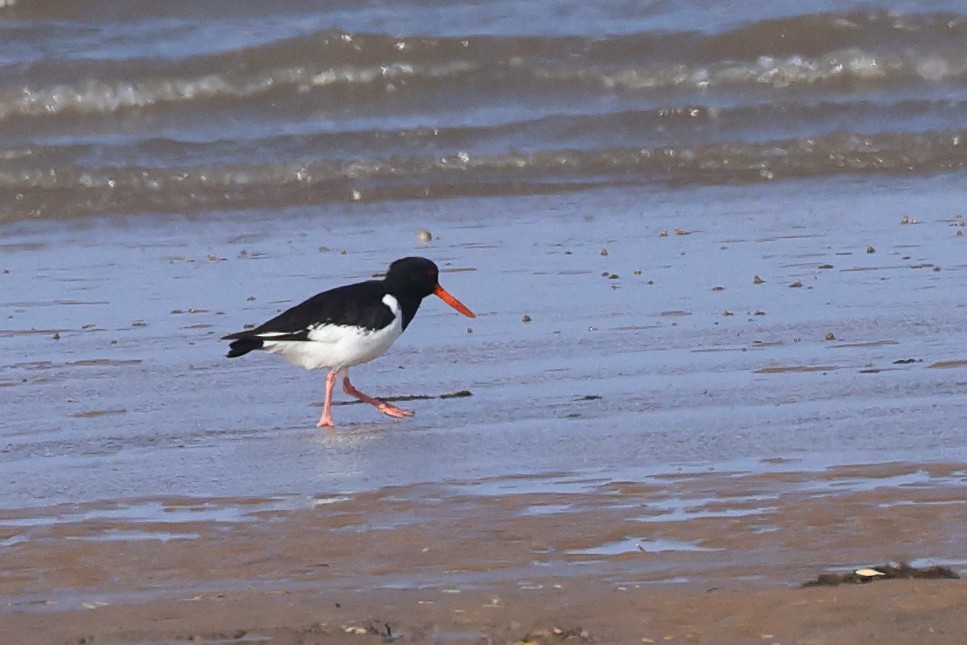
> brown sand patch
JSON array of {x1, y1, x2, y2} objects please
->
[
  {"x1": 927, "y1": 360, "x2": 967, "y2": 369},
  {"x1": 3, "y1": 463, "x2": 967, "y2": 644}
]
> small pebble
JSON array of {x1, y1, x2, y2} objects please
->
[
  {"x1": 866, "y1": 245, "x2": 875, "y2": 254},
  {"x1": 825, "y1": 332, "x2": 836, "y2": 341},
  {"x1": 855, "y1": 568, "x2": 885, "y2": 578},
  {"x1": 753, "y1": 275, "x2": 765, "y2": 284},
  {"x1": 600, "y1": 248, "x2": 609, "y2": 256},
  {"x1": 416, "y1": 229, "x2": 432, "y2": 243},
  {"x1": 521, "y1": 314, "x2": 532, "y2": 323}
]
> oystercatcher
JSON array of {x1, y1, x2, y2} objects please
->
[{"x1": 223, "y1": 257, "x2": 475, "y2": 428}]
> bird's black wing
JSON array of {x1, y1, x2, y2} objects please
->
[{"x1": 222, "y1": 281, "x2": 395, "y2": 342}]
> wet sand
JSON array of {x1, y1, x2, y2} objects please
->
[
  {"x1": 5, "y1": 463, "x2": 967, "y2": 643},
  {"x1": 3, "y1": 177, "x2": 967, "y2": 642}
]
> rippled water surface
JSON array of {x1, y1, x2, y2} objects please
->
[{"x1": 0, "y1": 0, "x2": 965, "y2": 221}]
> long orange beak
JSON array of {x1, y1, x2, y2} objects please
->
[{"x1": 434, "y1": 284, "x2": 475, "y2": 318}]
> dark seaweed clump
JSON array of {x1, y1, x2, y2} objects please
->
[{"x1": 803, "y1": 562, "x2": 960, "y2": 587}]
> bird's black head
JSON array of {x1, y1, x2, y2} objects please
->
[
  {"x1": 383, "y1": 256, "x2": 441, "y2": 298},
  {"x1": 383, "y1": 257, "x2": 475, "y2": 321}
]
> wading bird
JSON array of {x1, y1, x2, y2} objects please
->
[{"x1": 223, "y1": 257, "x2": 475, "y2": 427}]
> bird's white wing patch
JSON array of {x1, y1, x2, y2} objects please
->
[{"x1": 254, "y1": 331, "x2": 292, "y2": 338}]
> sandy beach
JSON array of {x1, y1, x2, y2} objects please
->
[{"x1": 2, "y1": 178, "x2": 967, "y2": 643}]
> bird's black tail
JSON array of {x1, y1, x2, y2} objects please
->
[{"x1": 224, "y1": 336, "x2": 263, "y2": 358}]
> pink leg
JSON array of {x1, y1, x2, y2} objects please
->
[
  {"x1": 316, "y1": 369, "x2": 341, "y2": 428},
  {"x1": 342, "y1": 371, "x2": 413, "y2": 419}
]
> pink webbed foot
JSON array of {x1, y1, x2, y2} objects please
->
[
  {"x1": 342, "y1": 373, "x2": 414, "y2": 421},
  {"x1": 376, "y1": 402, "x2": 414, "y2": 419}
]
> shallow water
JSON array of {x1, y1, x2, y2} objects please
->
[{"x1": 3, "y1": 176, "x2": 967, "y2": 515}]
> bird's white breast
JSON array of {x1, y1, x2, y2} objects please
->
[{"x1": 261, "y1": 294, "x2": 404, "y2": 371}]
